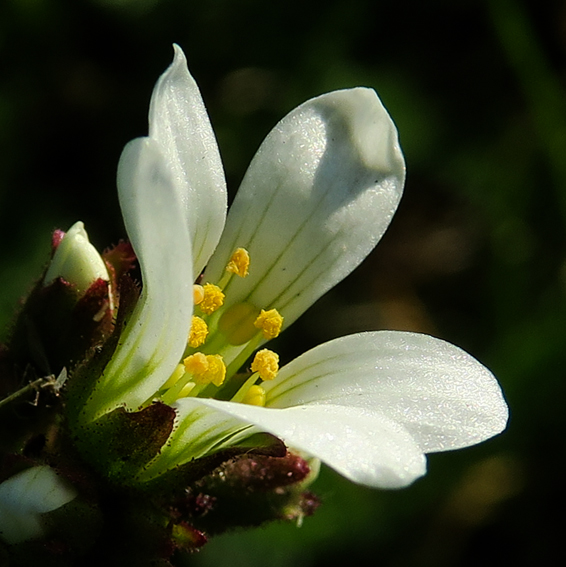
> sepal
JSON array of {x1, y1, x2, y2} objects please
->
[
  {"x1": 64, "y1": 274, "x2": 140, "y2": 430},
  {"x1": 175, "y1": 451, "x2": 320, "y2": 535},
  {"x1": 169, "y1": 521, "x2": 207, "y2": 553},
  {"x1": 143, "y1": 432, "x2": 286, "y2": 492},
  {"x1": 5, "y1": 276, "x2": 114, "y2": 379},
  {"x1": 74, "y1": 403, "x2": 176, "y2": 486}
]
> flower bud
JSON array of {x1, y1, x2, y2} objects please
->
[
  {"x1": 43, "y1": 221, "x2": 109, "y2": 296},
  {"x1": 0, "y1": 466, "x2": 78, "y2": 544}
]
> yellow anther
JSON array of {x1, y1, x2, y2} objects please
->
[
  {"x1": 254, "y1": 308, "x2": 284, "y2": 339},
  {"x1": 184, "y1": 353, "x2": 226, "y2": 387},
  {"x1": 188, "y1": 316, "x2": 208, "y2": 348},
  {"x1": 184, "y1": 352, "x2": 209, "y2": 375},
  {"x1": 226, "y1": 248, "x2": 250, "y2": 278},
  {"x1": 251, "y1": 349, "x2": 279, "y2": 381},
  {"x1": 193, "y1": 284, "x2": 205, "y2": 305},
  {"x1": 163, "y1": 363, "x2": 187, "y2": 389},
  {"x1": 202, "y1": 354, "x2": 226, "y2": 387},
  {"x1": 242, "y1": 385, "x2": 266, "y2": 406},
  {"x1": 199, "y1": 283, "x2": 225, "y2": 315}
]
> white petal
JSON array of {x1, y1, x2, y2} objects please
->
[
  {"x1": 204, "y1": 88, "x2": 404, "y2": 327},
  {"x1": 0, "y1": 466, "x2": 77, "y2": 544},
  {"x1": 84, "y1": 138, "x2": 193, "y2": 418},
  {"x1": 171, "y1": 398, "x2": 426, "y2": 489},
  {"x1": 262, "y1": 331, "x2": 509, "y2": 453},
  {"x1": 149, "y1": 45, "x2": 227, "y2": 276}
]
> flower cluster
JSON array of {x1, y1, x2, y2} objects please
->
[{"x1": 0, "y1": 45, "x2": 508, "y2": 556}]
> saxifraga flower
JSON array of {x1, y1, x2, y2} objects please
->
[
  {"x1": 66, "y1": 45, "x2": 507, "y2": 490},
  {"x1": 1, "y1": 45, "x2": 508, "y2": 548}
]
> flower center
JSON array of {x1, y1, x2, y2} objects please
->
[{"x1": 159, "y1": 248, "x2": 283, "y2": 407}]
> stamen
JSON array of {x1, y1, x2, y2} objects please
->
[
  {"x1": 199, "y1": 283, "x2": 225, "y2": 315},
  {"x1": 184, "y1": 352, "x2": 208, "y2": 374},
  {"x1": 159, "y1": 363, "x2": 192, "y2": 405},
  {"x1": 193, "y1": 284, "x2": 205, "y2": 305},
  {"x1": 188, "y1": 316, "x2": 208, "y2": 348},
  {"x1": 251, "y1": 349, "x2": 279, "y2": 381},
  {"x1": 225, "y1": 248, "x2": 250, "y2": 278},
  {"x1": 178, "y1": 382, "x2": 196, "y2": 397},
  {"x1": 254, "y1": 308, "x2": 284, "y2": 339},
  {"x1": 162, "y1": 364, "x2": 187, "y2": 389},
  {"x1": 242, "y1": 385, "x2": 266, "y2": 406},
  {"x1": 184, "y1": 353, "x2": 226, "y2": 386}
]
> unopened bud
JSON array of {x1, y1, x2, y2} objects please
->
[
  {"x1": 43, "y1": 221, "x2": 109, "y2": 296},
  {"x1": 0, "y1": 466, "x2": 78, "y2": 544}
]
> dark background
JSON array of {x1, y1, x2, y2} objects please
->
[{"x1": 1, "y1": 0, "x2": 564, "y2": 565}]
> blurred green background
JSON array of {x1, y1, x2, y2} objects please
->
[{"x1": 1, "y1": 0, "x2": 564, "y2": 565}]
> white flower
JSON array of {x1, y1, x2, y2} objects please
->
[
  {"x1": 79, "y1": 45, "x2": 508, "y2": 489},
  {"x1": 0, "y1": 466, "x2": 77, "y2": 544}
]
